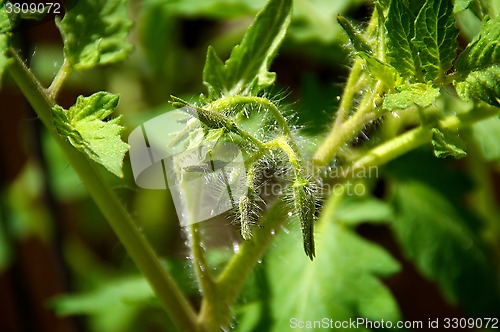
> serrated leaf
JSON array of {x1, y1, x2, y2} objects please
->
[
  {"x1": 454, "y1": 17, "x2": 500, "y2": 106},
  {"x1": 412, "y1": 0, "x2": 458, "y2": 81},
  {"x1": 385, "y1": 0, "x2": 425, "y2": 80},
  {"x1": 391, "y1": 181, "x2": 500, "y2": 315},
  {"x1": 386, "y1": 0, "x2": 458, "y2": 82},
  {"x1": 470, "y1": 116, "x2": 500, "y2": 161},
  {"x1": 203, "y1": 0, "x2": 292, "y2": 98},
  {"x1": 266, "y1": 215, "x2": 400, "y2": 330},
  {"x1": 52, "y1": 92, "x2": 129, "y2": 177},
  {"x1": 431, "y1": 127, "x2": 467, "y2": 158},
  {"x1": 383, "y1": 83, "x2": 440, "y2": 110},
  {"x1": 456, "y1": 65, "x2": 500, "y2": 107},
  {"x1": 55, "y1": 0, "x2": 132, "y2": 70}
]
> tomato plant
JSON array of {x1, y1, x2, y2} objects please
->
[{"x1": 1, "y1": 0, "x2": 499, "y2": 331}]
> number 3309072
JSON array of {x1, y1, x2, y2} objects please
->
[{"x1": 5, "y1": 2, "x2": 61, "y2": 15}]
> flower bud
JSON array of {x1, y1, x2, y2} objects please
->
[{"x1": 292, "y1": 176, "x2": 317, "y2": 260}]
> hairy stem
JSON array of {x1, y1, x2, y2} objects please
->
[
  {"x1": 339, "y1": 105, "x2": 500, "y2": 180},
  {"x1": 208, "y1": 95, "x2": 293, "y2": 136},
  {"x1": 313, "y1": 81, "x2": 385, "y2": 165},
  {"x1": 6, "y1": 48, "x2": 199, "y2": 332},
  {"x1": 198, "y1": 201, "x2": 288, "y2": 331},
  {"x1": 313, "y1": 7, "x2": 385, "y2": 166}
]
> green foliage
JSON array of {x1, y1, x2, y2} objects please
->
[
  {"x1": 3, "y1": 0, "x2": 500, "y2": 330},
  {"x1": 0, "y1": 2, "x2": 12, "y2": 84},
  {"x1": 470, "y1": 116, "x2": 500, "y2": 161},
  {"x1": 431, "y1": 127, "x2": 467, "y2": 158},
  {"x1": 265, "y1": 213, "x2": 401, "y2": 331},
  {"x1": 385, "y1": 0, "x2": 425, "y2": 80},
  {"x1": 383, "y1": 83, "x2": 440, "y2": 110},
  {"x1": 51, "y1": 92, "x2": 129, "y2": 177},
  {"x1": 454, "y1": 0, "x2": 473, "y2": 13},
  {"x1": 358, "y1": 52, "x2": 399, "y2": 87},
  {"x1": 334, "y1": 196, "x2": 393, "y2": 225},
  {"x1": 412, "y1": 0, "x2": 458, "y2": 81},
  {"x1": 55, "y1": 0, "x2": 133, "y2": 70},
  {"x1": 391, "y1": 180, "x2": 500, "y2": 315},
  {"x1": 386, "y1": 0, "x2": 457, "y2": 82},
  {"x1": 455, "y1": 17, "x2": 500, "y2": 106},
  {"x1": 203, "y1": 0, "x2": 292, "y2": 98}
]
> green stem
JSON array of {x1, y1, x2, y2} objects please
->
[
  {"x1": 189, "y1": 223, "x2": 216, "y2": 298},
  {"x1": 333, "y1": 61, "x2": 364, "y2": 125},
  {"x1": 48, "y1": 58, "x2": 71, "y2": 99},
  {"x1": 313, "y1": 81, "x2": 384, "y2": 165},
  {"x1": 198, "y1": 200, "x2": 288, "y2": 331},
  {"x1": 338, "y1": 105, "x2": 500, "y2": 180},
  {"x1": 6, "y1": 48, "x2": 199, "y2": 332},
  {"x1": 264, "y1": 136, "x2": 301, "y2": 170},
  {"x1": 313, "y1": 7, "x2": 385, "y2": 167},
  {"x1": 208, "y1": 96, "x2": 293, "y2": 137}
]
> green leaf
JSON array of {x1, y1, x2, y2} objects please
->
[
  {"x1": 265, "y1": 216, "x2": 400, "y2": 330},
  {"x1": 203, "y1": 0, "x2": 292, "y2": 98},
  {"x1": 456, "y1": 17, "x2": 500, "y2": 70},
  {"x1": 386, "y1": 0, "x2": 458, "y2": 82},
  {"x1": 55, "y1": 0, "x2": 133, "y2": 70},
  {"x1": 431, "y1": 128, "x2": 467, "y2": 158},
  {"x1": 335, "y1": 196, "x2": 393, "y2": 225},
  {"x1": 385, "y1": 0, "x2": 425, "y2": 80},
  {"x1": 412, "y1": 0, "x2": 458, "y2": 81},
  {"x1": 291, "y1": 0, "x2": 366, "y2": 44},
  {"x1": 454, "y1": 0, "x2": 473, "y2": 13},
  {"x1": 358, "y1": 52, "x2": 399, "y2": 87},
  {"x1": 470, "y1": 116, "x2": 500, "y2": 161},
  {"x1": 52, "y1": 92, "x2": 129, "y2": 177},
  {"x1": 152, "y1": 0, "x2": 266, "y2": 19},
  {"x1": 391, "y1": 181, "x2": 500, "y2": 315},
  {"x1": 383, "y1": 83, "x2": 440, "y2": 110},
  {"x1": 51, "y1": 276, "x2": 156, "y2": 332},
  {"x1": 0, "y1": 2, "x2": 13, "y2": 86},
  {"x1": 454, "y1": 17, "x2": 500, "y2": 107},
  {"x1": 203, "y1": 46, "x2": 226, "y2": 98},
  {"x1": 456, "y1": 66, "x2": 500, "y2": 107},
  {"x1": 51, "y1": 276, "x2": 155, "y2": 316}
]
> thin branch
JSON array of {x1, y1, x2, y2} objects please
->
[{"x1": 6, "y1": 48, "x2": 199, "y2": 332}]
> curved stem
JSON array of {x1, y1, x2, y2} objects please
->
[
  {"x1": 313, "y1": 81, "x2": 385, "y2": 165},
  {"x1": 48, "y1": 58, "x2": 71, "y2": 99},
  {"x1": 208, "y1": 95, "x2": 293, "y2": 137},
  {"x1": 198, "y1": 200, "x2": 288, "y2": 331},
  {"x1": 337, "y1": 105, "x2": 500, "y2": 180},
  {"x1": 6, "y1": 48, "x2": 199, "y2": 332},
  {"x1": 264, "y1": 136, "x2": 301, "y2": 170}
]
